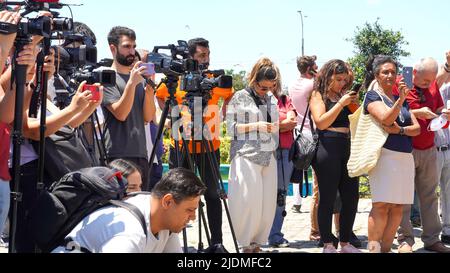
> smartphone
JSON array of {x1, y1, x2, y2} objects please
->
[
  {"x1": 351, "y1": 82, "x2": 362, "y2": 92},
  {"x1": 82, "y1": 84, "x2": 101, "y2": 101},
  {"x1": 402, "y1": 66, "x2": 414, "y2": 89},
  {"x1": 139, "y1": 63, "x2": 155, "y2": 76}
]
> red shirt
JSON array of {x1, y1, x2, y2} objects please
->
[
  {"x1": 394, "y1": 80, "x2": 444, "y2": 150},
  {"x1": 278, "y1": 96, "x2": 296, "y2": 149},
  {"x1": 0, "y1": 123, "x2": 11, "y2": 181}
]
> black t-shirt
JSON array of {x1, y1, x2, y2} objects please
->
[
  {"x1": 364, "y1": 90, "x2": 413, "y2": 153},
  {"x1": 101, "y1": 73, "x2": 147, "y2": 159}
]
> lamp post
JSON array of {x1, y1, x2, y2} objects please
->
[{"x1": 297, "y1": 10, "x2": 305, "y2": 56}]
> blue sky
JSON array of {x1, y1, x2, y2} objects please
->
[{"x1": 54, "y1": 0, "x2": 450, "y2": 87}]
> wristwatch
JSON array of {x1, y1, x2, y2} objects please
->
[{"x1": 399, "y1": 127, "x2": 405, "y2": 136}]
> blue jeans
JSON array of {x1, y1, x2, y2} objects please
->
[
  {"x1": 0, "y1": 180, "x2": 9, "y2": 237},
  {"x1": 410, "y1": 191, "x2": 421, "y2": 220},
  {"x1": 268, "y1": 149, "x2": 294, "y2": 244}
]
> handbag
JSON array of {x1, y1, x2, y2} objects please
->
[
  {"x1": 288, "y1": 104, "x2": 318, "y2": 171},
  {"x1": 347, "y1": 90, "x2": 389, "y2": 178}
]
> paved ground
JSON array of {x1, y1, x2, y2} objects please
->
[
  {"x1": 181, "y1": 197, "x2": 431, "y2": 254},
  {"x1": 0, "y1": 197, "x2": 433, "y2": 253}
]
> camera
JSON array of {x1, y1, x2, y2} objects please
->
[
  {"x1": 53, "y1": 34, "x2": 98, "y2": 71},
  {"x1": 277, "y1": 189, "x2": 287, "y2": 207},
  {"x1": 147, "y1": 40, "x2": 198, "y2": 76},
  {"x1": 181, "y1": 69, "x2": 233, "y2": 95},
  {"x1": 71, "y1": 67, "x2": 116, "y2": 86},
  {"x1": 18, "y1": 16, "x2": 52, "y2": 38}
]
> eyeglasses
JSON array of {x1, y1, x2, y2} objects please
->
[{"x1": 256, "y1": 82, "x2": 276, "y2": 92}]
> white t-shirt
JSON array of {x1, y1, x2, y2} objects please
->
[{"x1": 52, "y1": 194, "x2": 182, "y2": 253}]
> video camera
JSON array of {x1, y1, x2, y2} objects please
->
[
  {"x1": 147, "y1": 40, "x2": 198, "y2": 76},
  {"x1": 181, "y1": 69, "x2": 233, "y2": 94},
  {"x1": 1, "y1": 0, "x2": 72, "y2": 39},
  {"x1": 71, "y1": 66, "x2": 116, "y2": 86},
  {"x1": 52, "y1": 34, "x2": 97, "y2": 71}
]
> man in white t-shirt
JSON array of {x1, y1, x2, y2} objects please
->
[{"x1": 52, "y1": 168, "x2": 206, "y2": 253}]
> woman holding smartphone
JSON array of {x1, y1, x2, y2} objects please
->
[
  {"x1": 363, "y1": 55, "x2": 420, "y2": 253},
  {"x1": 309, "y1": 59, "x2": 361, "y2": 253},
  {"x1": 226, "y1": 57, "x2": 280, "y2": 253}
]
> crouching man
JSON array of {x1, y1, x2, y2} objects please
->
[{"x1": 52, "y1": 168, "x2": 206, "y2": 253}]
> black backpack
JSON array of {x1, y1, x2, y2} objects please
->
[
  {"x1": 32, "y1": 125, "x2": 96, "y2": 184},
  {"x1": 28, "y1": 167, "x2": 148, "y2": 253}
]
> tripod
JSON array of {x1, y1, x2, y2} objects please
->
[
  {"x1": 148, "y1": 78, "x2": 239, "y2": 253},
  {"x1": 8, "y1": 35, "x2": 30, "y2": 254}
]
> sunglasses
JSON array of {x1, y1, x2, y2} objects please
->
[{"x1": 256, "y1": 82, "x2": 276, "y2": 92}]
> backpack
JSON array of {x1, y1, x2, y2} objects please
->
[
  {"x1": 28, "y1": 167, "x2": 148, "y2": 253},
  {"x1": 31, "y1": 125, "x2": 95, "y2": 184}
]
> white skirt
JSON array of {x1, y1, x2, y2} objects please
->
[{"x1": 369, "y1": 148, "x2": 414, "y2": 204}]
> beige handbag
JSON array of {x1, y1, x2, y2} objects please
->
[{"x1": 347, "y1": 90, "x2": 389, "y2": 178}]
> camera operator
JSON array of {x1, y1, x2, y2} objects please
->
[
  {"x1": 0, "y1": 8, "x2": 21, "y2": 247},
  {"x1": 5, "y1": 14, "x2": 103, "y2": 251},
  {"x1": 155, "y1": 38, "x2": 233, "y2": 248},
  {"x1": 101, "y1": 26, "x2": 156, "y2": 192}
]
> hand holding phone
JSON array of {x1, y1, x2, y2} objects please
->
[
  {"x1": 82, "y1": 84, "x2": 101, "y2": 102},
  {"x1": 139, "y1": 63, "x2": 155, "y2": 76},
  {"x1": 402, "y1": 67, "x2": 414, "y2": 89}
]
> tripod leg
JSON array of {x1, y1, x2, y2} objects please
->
[{"x1": 202, "y1": 137, "x2": 240, "y2": 253}]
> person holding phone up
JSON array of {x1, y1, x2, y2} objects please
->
[
  {"x1": 101, "y1": 26, "x2": 156, "y2": 192},
  {"x1": 226, "y1": 57, "x2": 280, "y2": 253},
  {"x1": 309, "y1": 59, "x2": 361, "y2": 253},
  {"x1": 362, "y1": 55, "x2": 421, "y2": 253},
  {"x1": 395, "y1": 53, "x2": 450, "y2": 253}
]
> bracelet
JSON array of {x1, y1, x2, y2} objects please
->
[{"x1": 399, "y1": 127, "x2": 405, "y2": 136}]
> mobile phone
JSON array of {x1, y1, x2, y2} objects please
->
[
  {"x1": 139, "y1": 63, "x2": 155, "y2": 76},
  {"x1": 351, "y1": 82, "x2": 362, "y2": 92},
  {"x1": 402, "y1": 66, "x2": 414, "y2": 89},
  {"x1": 82, "y1": 84, "x2": 100, "y2": 101}
]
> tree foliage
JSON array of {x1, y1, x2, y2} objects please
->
[
  {"x1": 225, "y1": 69, "x2": 247, "y2": 92},
  {"x1": 347, "y1": 19, "x2": 410, "y2": 85}
]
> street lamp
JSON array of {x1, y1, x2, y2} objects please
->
[{"x1": 297, "y1": 10, "x2": 305, "y2": 56}]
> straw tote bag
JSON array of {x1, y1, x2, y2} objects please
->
[{"x1": 347, "y1": 90, "x2": 389, "y2": 178}]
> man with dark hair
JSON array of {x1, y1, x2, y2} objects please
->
[
  {"x1": 52, "y1": 168, "x2": 206, "y2": 253},
  {"x1": 155, "y1": 37, "x2": 233, "y2": 248},
  {"x1": 102, "y1": 26, "x2": 156, "y2": 191}
]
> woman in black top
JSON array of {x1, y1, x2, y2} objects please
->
[{"x1": 309, "y1": 59, "x2": 361, "y2": 253}]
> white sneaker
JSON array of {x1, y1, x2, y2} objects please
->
[
  {"x1": 368, "y1": 241, "x2": 381, "y2": 253},
  {"x1": 323, "y1": 244, "x2": 338, "y2": 253},
  {"x1": 340, "y1": 244, "x2": 362, "y2": 253}
]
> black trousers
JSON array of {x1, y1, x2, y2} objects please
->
[
  {"x1": 312, "y1": 132, "x2": 359, "y2": 244},
  {"x1": 110, "y1": 157, "x2": 150, "y2": 192},
  {"x1": 169, "y1": 147, "x2": 223, "y2": 245},
  {"x1": 9, "y1": 160, "x2": 40, "y2": 253}
]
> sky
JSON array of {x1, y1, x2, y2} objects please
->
[{"x1": 47, "y1": 0, "x2": 450, "y2": 88}]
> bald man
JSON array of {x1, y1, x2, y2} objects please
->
[{"x1": 396, "y1": 52, "x2": 450, "y2": 253}]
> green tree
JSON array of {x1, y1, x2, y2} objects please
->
[
  {"x1": 225, "y1": 69, "x2": 247, "y2": 91},
  {"x1": 347, "y1": 19, "x2": 410, "y2": 86}
]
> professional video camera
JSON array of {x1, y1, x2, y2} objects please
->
[
  {"x1": 147, "y1": 40, "x2": 198, "y2": 76},
  {"x1": 71, "y1": 66, "x2": 116, "y2": 86},
  {"x1": 1, "y1": 0, "x2": 72, "y2": 39},
  {"x1": 53, "y1": 34, "x2": 97, "y2": 71},
  {"x1": 181, "y1": 69, "x2": 233, "y2": 95}
]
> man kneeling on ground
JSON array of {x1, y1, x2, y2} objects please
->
[{"x1": 53, "y1": 168, "x2": 206, "y2": 253}]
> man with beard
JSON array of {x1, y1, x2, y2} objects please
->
[{"x1": 101, "y1": 26, "x2": 156, "y2": 191}]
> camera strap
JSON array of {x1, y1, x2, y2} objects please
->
[
  {"x1": 0, "y1": 22, "x2": 18, "y2": 35},
  {"x1": 245, "y1": 88, "x2": 272, "y2": 123}
]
